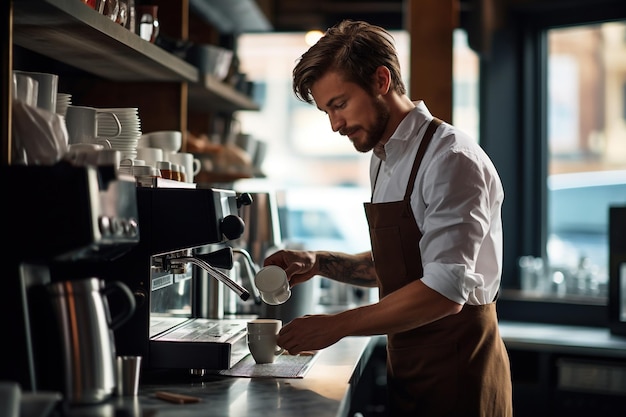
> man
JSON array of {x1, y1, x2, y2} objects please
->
[{"x1": 264, "y1": 20, "x2": 513, "y2": 416}]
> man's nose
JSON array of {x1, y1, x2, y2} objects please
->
[{"x1": 329, "y1": 113, "x2": 344, "y2": 132}]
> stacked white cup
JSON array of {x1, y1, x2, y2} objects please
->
[{"x1": 12, "y1": 70, "x2": 58, "y2": 113}]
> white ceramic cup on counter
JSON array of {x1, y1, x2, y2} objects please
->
[
  {"x1": 166, "y1": 152, "x2": 201, "y2": 183},
  {"x1": 247, "y1": 319, "x2": 285, "y2": 364}
]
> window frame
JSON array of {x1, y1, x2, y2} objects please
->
[{"x1": 475, "y1": 0, "x2": 626, "y2": 326}]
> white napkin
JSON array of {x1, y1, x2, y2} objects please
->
[{"x1": 12, "y1": 99, "x2": 69, "y2": 165}]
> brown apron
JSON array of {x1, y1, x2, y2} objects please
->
[{"x1": 364, "y1": 118, "x2": 512, "y2": 417}]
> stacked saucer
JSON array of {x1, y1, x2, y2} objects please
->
[
  {"x1": 97, "y1": 107, "x2": 142, "y2": 160},
  {"x1": 55, "y1": 93, "x2": 72, "y2": 117}
]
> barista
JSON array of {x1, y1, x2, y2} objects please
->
[{"x1": 264, "y1": 20, "x2": 513, "y2": 416}]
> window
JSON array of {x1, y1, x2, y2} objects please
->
[
  {"x1": 482, "y1": 1, "x2": 626, "y2": 326},
  {"x1": 452, "y1": 29, "x2": 479, "y2": 142},
  {"x1": 522, "y1": 22, "x2": 626, "y2": 302}
]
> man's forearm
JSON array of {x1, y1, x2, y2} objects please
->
[{"x1": 316, "y1": 251, "x2": 378, "y2": 287}]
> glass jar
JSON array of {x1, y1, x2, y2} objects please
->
[
  {"x1": 100, "y1": 0, "x2": 120, "y2": 22},
  {"x1": 136, "y1": 5, "x2": 159, "y2": 43}
]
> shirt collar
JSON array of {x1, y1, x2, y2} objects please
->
[
  {"x1": 373, "y1": 142, "x2": 387, "y2": 160},
  {"x1": 378, "y1": 100, "x2": 433, "y2": 164}
]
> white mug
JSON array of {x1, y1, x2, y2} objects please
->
[
  {"x1": 65, "y1": 105, "x2": 122, "y2": 145},
  {"x1": 12, "y1": 73, "x2": 39, "y2": 107},
  {"x1": 166, "y1": 152, "x2": 201, "y2": 183},
  {"x1": 247, "y1": 319, "x2": 284, "y2": 364},
  {"x1": 254, "y1": 266, "x2": 291, "y2": 305},
  {"x1": 13, "y1": 70, "x2": 58, "y2": 113}
]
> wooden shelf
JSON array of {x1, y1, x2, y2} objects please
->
[
  {"x1": 188, "y1": 73, "x2": 259, "y2": 113},
  {"x1": 189, "y1": 0, "x2": 272, "y2": 34},
  {"x1": 12, "y1": 0, "x2": 261, "y2": 114},
  {"x1": 195, "y1": 171, "x2": 252, "y2": 185},
  {"x1": 12, "y1": 0, "x2": 198, "y2": 82}
]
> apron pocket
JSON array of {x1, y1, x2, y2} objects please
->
[
  {"x1": 387, "y1": 342, "x2": 459, "y2": 414},
  {"x1": 370, "y1": 225, "x2": 408, "y2": 281}
]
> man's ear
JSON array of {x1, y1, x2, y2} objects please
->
[{"x1": 374, "y1": 65, "x2": 392, "y2": 95}]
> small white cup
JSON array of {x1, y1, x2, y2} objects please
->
[
  {"x1": 254, "y1": 266, "x2": 291, "y2": 305},
  {"x1": 119, "y1": 159, "x2": 158, "y2": 176},
  {"x1": 135, "y1": 147, "x2": 163, "y2": 167},
  {"x1": 247, "y1": 319, "x2": 284, "y2": 364},
  {"x1": 166, "y1": 152, "x2": 201, "y2": 183}
]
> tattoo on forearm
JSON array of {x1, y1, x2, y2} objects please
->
[{"x1": 318, "y1": 253, "x2": 377, "y2": 287}]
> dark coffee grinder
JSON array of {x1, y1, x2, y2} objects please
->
[{"x1": 1, "y1": 163, "x2": 140, "y2": 398}]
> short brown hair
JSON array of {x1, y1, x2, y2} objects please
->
[{"x1": 293, "y1": 20, "x2": 407, "y2": 104}]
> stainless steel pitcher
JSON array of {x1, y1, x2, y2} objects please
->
[
  {"x1": 236, "y1": 191, "x2": 282, "y2": 264},
  {"x1": 47, "y1": 277, "x2": 136, "y2": 404}
]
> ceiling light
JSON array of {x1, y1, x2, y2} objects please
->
[{"x1": 305, "y1": 30, "x2": 324, "y2": 46}]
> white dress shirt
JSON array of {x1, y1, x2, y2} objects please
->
[{"x1": 370, "y1": 101, "x2": 504, "y2": 305}]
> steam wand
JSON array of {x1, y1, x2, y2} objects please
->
[
  {"x1": 169, "y1": 256, "x2": 250, "y2": 301},
  {"x1": 232, "y1": 248, "x2": 262, "y2": 304}
]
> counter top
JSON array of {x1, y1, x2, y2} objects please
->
[
  {"x1": 499, "y1": 321, "x2": 626, "y2": 357},
  {"x1": 65, "y1": 336, "x2": 379, "y2": 417},
  {"x1": 57, "y1": 321, "x2": 626, "y2": 416}
]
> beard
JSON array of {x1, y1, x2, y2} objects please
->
[{"x1": 350, "y1": 95, "x2": 390, "y2": 153}]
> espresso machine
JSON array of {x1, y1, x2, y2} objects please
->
[
  {"x1": 45, "y1": 177, "x2": 258, "y2": 376},
  {"x1": 3, "y1": 162, "x2": 258, "y2": 398}
]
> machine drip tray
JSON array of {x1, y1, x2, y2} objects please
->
[
  {"x1": 149, "y1": 318, "x2": 249, "y2": 370},
  {"x1": 218, "y1": 351, "x2": 319, "y2": 378}
]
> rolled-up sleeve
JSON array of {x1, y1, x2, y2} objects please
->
[{"x1": 418, "y1": 143, "x2": 503, "y2": 305}]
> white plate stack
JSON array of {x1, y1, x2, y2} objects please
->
[
  {"x1": 55, "y1": 93, "x2": 72, "y2": 117},
  {"x1": 97, "y1": 107, "x2": 142, "y2": 160}
]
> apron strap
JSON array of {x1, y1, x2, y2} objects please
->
[
  {"x1": 403, "y1": 117, "x2": 442, "y2": 200},
  {"x1": 371, "y1": 160, "x2": 383, "y2": 202},
  {"x1": 370, "y1": 117, "x2": 443, "y2": 202}
]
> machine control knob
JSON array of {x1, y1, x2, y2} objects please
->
[
  {"x1": 120, "y1": 219, "x2": 130, "y2": 235},
  {"x1": 120, "y1": 218, "x2": 139, "y2": 237},
  {"x1": 127, "y1": 218, "x2": 139, "y2": 237},
  {"x1": 98, "y1": 216, "x2": 111, "y2": 236},
  {"x1": 236, "y1": 192, "x2": 253, "y2": 208},
  {"x1": 110, "y1": 217, "x2": 124, "y2": 236},
  {"x1": 221, "y1": 214, "x2": 245, "y2": 240},
  {"x1": 134, "y1": 289, "x2": 147, "y2": 308}
]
